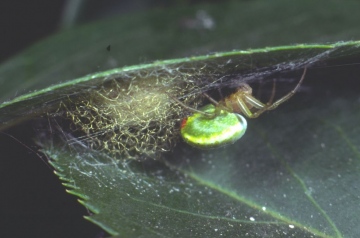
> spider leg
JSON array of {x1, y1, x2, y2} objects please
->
[
  {"x1": 168, "y1": 94, "x2": 213, "y2": 117},
  {"x1": 249, "y1": 67, "x2": 307, "y2": 117},
  {"x1": 235, "y1": 83, "x2": 267, "y2": 111},
  {"x1": 239, "y1": 67, "x2": 307, "y2": 118},
  {"x1": 263, "y1": 67, "x2": 307, "y2": 111},
  {"x1": 240, "y1": 94, "x2": 275, "y2": 118},
  {"x1": 243, "y1": 94, "x2": 266, "y2": 109},
  {"x1": 231, "y1": 94, "x2": 268, "y2": 118},
  {"x1": 203, "y1": 92, "x2": 219, "y2": 106},
  {"x1": 268, "y1": 78, "x2": 276, "y2": 105},
  {"x1": 203, "y1": 92, "x2": 226, "y2": 118}
]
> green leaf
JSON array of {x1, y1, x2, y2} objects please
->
[{"x1": 2, "y1": 41, "x2": 358, "y2": 237}]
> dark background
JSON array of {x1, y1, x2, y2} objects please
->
[
  {"x1": 0, "y1": 1, "x2": 218, "y2": 237},
  {"x1": 0, "y1": 0, "x2": 219, "y2": 63}
]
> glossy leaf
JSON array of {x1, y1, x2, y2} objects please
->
[{"x1": 3, "y1": 42, "x2": 356, "y2": 237}]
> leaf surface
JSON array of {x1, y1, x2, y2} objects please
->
[{"x1": 11, "y1": 42, "x2": 357, "y2": 238}]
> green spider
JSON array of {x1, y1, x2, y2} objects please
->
[{"x1": 180, "y1": 67, "x2": 308, "y2": 149}]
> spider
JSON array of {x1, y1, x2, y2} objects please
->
[{"x1": 178, "y1": 67, "x2": 308, "y2": 149}]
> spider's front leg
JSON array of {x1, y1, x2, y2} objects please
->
[
  {"x1": 264, "y1": 67, "x2": 307, "y2": 111},
  {"x1": 246, "y1": 67, "x2": 307, "y2": 118},
  {"x1": 236, "y1": 94, "x2": 268, "y2": 118}
]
